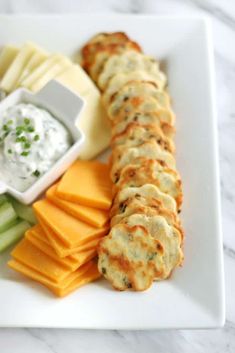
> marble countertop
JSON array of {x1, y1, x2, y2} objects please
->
[{"x1": 0, "y1": 0, "x2": 234, "y2": 352}]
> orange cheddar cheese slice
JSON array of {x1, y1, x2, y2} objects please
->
[
  {"x1": 46, "y1": 183, "x2": 109, "y2": 228},
  {"x1": 28, "y1": 221, "x2": 102, "y2": 259},
  {"x1": 33, "y1": 199, "x2": 109, "y2": 248},
  {"x1": 52, "y1": 262, "x2": 101, "y2": 297},
  {"x1": 26, "y1": 228, "x2": 77, "y2": 270},
  {"x1": 26, "y1": 226, "x2": 97, "y2": 271},
  {"x1": 8, "y1": 259, "x2": 100, "y2": 297},
  {"x1": 37, "y1": 215, "x2": 103, "y2": 257},
  {"x1": 11, "y1": 238, "x2": 72, "y2": 283},
  {"x1": 56, "y1": 160, "x2": 112, "y2": 210}
]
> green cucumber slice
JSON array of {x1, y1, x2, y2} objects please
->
[
  {"x1": 0, "y1": 194, "x2": 8, "y2": 206},
  {"x1": 0, "y1": 220, "x2": 31, "y2": 253},
  {"x1": 8, "y1": 196, "x2": 37, "y2": 225},
  {"x1": 0, "y1": 201, "x2": 18, "y2": 233}
]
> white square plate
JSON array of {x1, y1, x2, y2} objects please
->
[{"x1": 0, "y1": 15, "x2": 225, "y2": 329}]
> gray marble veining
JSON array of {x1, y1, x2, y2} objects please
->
[{"x1": 0, "y1": 0, "x2": 234, "y2": 352}]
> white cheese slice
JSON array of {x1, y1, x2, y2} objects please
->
[
  {"x1": 29, "y1": 57, "x2": 72, "y2": 92},
  {"x1": 16, "y1": 49, "x2": 49, "y2": 86},
  {"x1": 57, "y1": 62, "x2": 96, "y2": 96},
  {"x1": 20, "y1": 53, "x2": 66, "y2": 89},
  {"x1": 0, "y1": 42, "x2": 40, "y2": 92},
  {"x1": 56, "y1": 64, "x2": 111, "y2": 160},
  {"x1": 0, "y1": 45, "x2": 19, "y2": 78}
]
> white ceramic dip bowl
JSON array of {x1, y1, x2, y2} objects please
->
[{"x1": 0, "y1": 79, "x2": 85, "y2": 204}]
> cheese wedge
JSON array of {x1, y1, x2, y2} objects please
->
[
  {"x1": 20, "y1": 53, "x2": 66, "y2": 89},
  {"x1": 78, "y1": 90, "x2": 111, "y2": 159},
  {"x1": 25, "y1": 227, "x2": 96, "y2": 271},
  {"x1": 11, "y1": 238, "x2": 74, "y2": 282},
  {"x1": 57, "y1": 160, "x2": 112, "y2": 210},
  {"x1": 0, "y1": 45, "x2": 19, "y2": 78},
  {"x1": 33, "y1": 199, "x2": 108, "y2": 248},
  {"x1": 16, "y1": 49, "x2": 48, "y2": 86},
  {"x1": 0, "y1": 42, "x2": 40, "y2": 92},
  {"x1": 47, "y1": 184, "x2": 109, "y2": 228},
  {"x1": 38, "y1": 215, "x2": 103, "y2": 257},
  {"x1": 56, "y1": 65, "x2": 111, "y2": 159},
  {"x1": 8, "y1": 259, "x2": 99, "y2": 297}
]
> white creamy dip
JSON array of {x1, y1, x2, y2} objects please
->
[{"x1": 0, "y1": 103, "x2": 72, "y2": 191}]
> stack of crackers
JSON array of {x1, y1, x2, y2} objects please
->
[{"x1": 81, "y1": 32, "x2": 184, "y2": 291}]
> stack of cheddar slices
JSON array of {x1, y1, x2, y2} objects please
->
[
  {"x1": 81, "y1": 32, "x2": 184, "y2": 291},
  {"x1": 8, "y1": 161, "x2": 112, "y2": 297}
]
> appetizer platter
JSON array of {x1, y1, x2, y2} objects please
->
[{"x1": 0, "y1": 15, "x2": 224, "y2": 329}]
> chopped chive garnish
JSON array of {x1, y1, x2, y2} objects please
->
[
  {"x1": 16, "y1": 126, "x2": 25, "y2": 134},
  {"x1": 8, "y1": 149, "x2": 12, "y2": 154},
  {"x1": 33, "y1": 170, "x2": 40, "y2": 177},
  {"x1": 21, "y1": 151, "x2": 29, "y2": 157},
  {"x1": 3, "y1": 124, "x2": 9, "y2": 131},
  {"x1": 24, "y1": 118, "x2": 30, "y2": 125},
  {"x1": 7, "y1": 120, "x2": 13, "y2": 125},
  {"x1": 27, "y1": 126, "x2": 34, "y2": 133},
  {"x1": 16, "y1": 136, "x2": 27, "y2": 143},
  {"x1": 34, "y1": 134, "x2": 40, "y2": 141},
  {"x1": 24, "y1": 142, "x2": 31, "y2": 149}
]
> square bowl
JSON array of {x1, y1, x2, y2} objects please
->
[
  {"x1": 0, "y1": 79, "x2": 85, "y2": 204},
  {"x1": 0, "y1": 14, "x2": 225, "y2": 329}
]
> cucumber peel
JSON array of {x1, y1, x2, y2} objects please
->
[
  {"x1": 8, "y1": 196, "x2": 37, "y2": 225},
  {"x1": 0, "y1": 194, "x2": 8, "y2": 206}
]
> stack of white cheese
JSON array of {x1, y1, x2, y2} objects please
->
[{"x1": 0, "y1": 42, "x2": 110, "y2": 159}]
